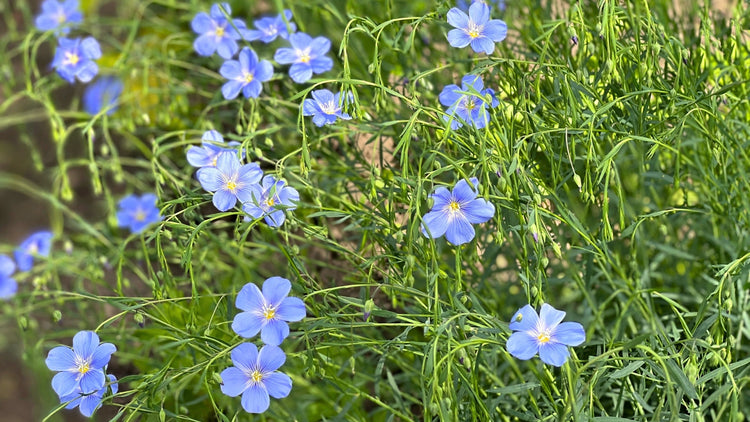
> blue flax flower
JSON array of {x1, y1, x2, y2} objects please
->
[
  {"x1": 247, "y1": 10, "x2": 296, "y2": 43},
  {"x1": 220, "y1": 47, "x2": 274, "y2": 99},
  {"x1": 221, "y1": 343, "x2": 292, "y2": 414},
  {"x1": 35, "y1": 0, "x2": 83, "y2": 35},
  {"x1": 447, "y1": 2, "x2": 507, "y2": 54},
  {"x1": 302, "y1": 89, "x2": 352, "y2": 127},
  {"x1": 191, "y1": 3, "x2": 250, "y2": 59},
  {"x1": 52, "y1": 37, "x2": 102, "y2": 84},
  {"x1": 457, "y1": 0, "x2": 506, "y2": 12},
  {"x1": 187, "y1": 130, "x2": 243, "y2": 168},
  {"x1": 232, "y1": 277, "x2": 306, "y2": 346},
  {"x1": 116, "y1": 193, "x2": 163, "y2": 234},
  {"x1": 242, "y1": 175, "x2": 300, "y2": 227},
  {"x1": 83, "y1": 76, "x2": 123, "y2": 116},
  {"x1": 0, "y1": 255, "x2": 17, "y2": 300},
  {"x1": 421, "y1": 178, "x2": 495, "y2": 245},
  {"x1": 274, "y1": 33, "x2": 333, "y2": 83},
  {"x1": 45, "y1": 331, "x2": 117, "y2": 396},
  {"x1": 196, "y1": 152, "x2": 262, "y2": 212},
  {"x1": 59, "y1": 374, "x2": 117, "y2": 417},
  {"x1": 439, "y1": 74, "x2": 498, "y2": 130},
  {"x1": 507, "y1": 303, "x2": 586, "y2": 367},
  {"x1": 15, "y1": 231, "x2": 53, "y2": 272}
]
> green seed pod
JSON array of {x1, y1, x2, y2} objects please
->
[{"x1": 52, "y1": 310, "x2": 62, "y2": 322}]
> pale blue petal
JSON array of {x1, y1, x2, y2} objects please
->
[
  {"x1": 196, "y1": 167, "x2": 223, "y2": 192},
  {"x1": 260, "y1": 319, "x2": 289, "y2": 346},
  {"x1": 421, "y1": 211, "x2": 449, "y2": 239},
  {"x1": 46, "y1": 346, "x2": 76, "y2": 371},
  {"x1": 264, "y1": 372, "x2": 292, "y2": 399},
  {"x1": 255, "y1": 60, "x2": 274, "y2": 82},
  {"x1": 447, "y1": 8, "x2": 469, "y2": 29},
  {"x1": 310, "y1": 56, "x2": 333, "y2": 74},
  {"x1": 219, "y1": 60, "x2": 242, "y2": 79},
  {"x1": 508, "y1": 304, "x2": 539, "y2": 332},
  {"x1": 0, "y1": 255, "x2": 15, "y2": 277},
  {"x1": 52, "y1": 371, "x2": 79, "y2": 396},
  {"x1": 452, "y1": 179, "x2": 479, "y2": 203},
  {"x1": 186, "y1": 146, "x2": 211, "y2": 167},
  {"x1": 90, "y1": 342, "x2": 116, "y2": 368},
  {"x1": 222, "y1": 80, "x2": 244, "y2": 100},
  {"x1": 236, "y1": 282, "x2": 264, "y2": 312},
  {"x1": 447, "y1": 29, "x2": 472, "y2": 48},
  {"x1": 468, "y1": 1, "x2": 490, "y2": 24},
  {"x1": 78, "y1": 394, "x2": 103, "y2": 417},
  {"x1": 506, "y1": 331, "x2": 539, "y2": 360},
  {"x1": 264, "y1": 210, "x2": 286, "y2": 227},
  {"x1": 241, "y1": 384, "x2": 270, "y2": 414},
  {"x1": 220, "y1": 367, "x2": 249, "y2": 397},
  {"x1": 79, "y1": 369, "x2": 105, "y2": 394},
  {"x1": 273, "y1": 47, "x2": 297, "y2": 64},
  {"x1": 552, "y1": 322, "x2": 586, "y2": 346},
  {"x1": 276, "y1": 297, "x2": 306, "y2": 321},
  {"x1": 539, "y1": 303, "x2": 566, "y2": 330},
  {"x1": 430, "y1": 186, "x2": 453, "y2": 210},
  {"x1": 463, "y1": 198, "x2": 495, "y2": 224},
  {"x1": 470, "y1": 37, "x2": 496, "y2": 54},
  {"x1": 484, "y1": 20, "x2": 508, "y2": 42},
  {"x1": 311, "y1": 89, "x2": 334, "y2": 104},
  {"x1": 242, "y1": 80, "x2": 262, "y2": 98},
  {"x1": 302, "y1": 99, "x2": 318, "y2": 116},
  {"x1": 194, "y1": 34, "x2": 216, "y2": 56},
  {"x1": 232, "y1": 311, "x2": 265, "y2": 338},
  {"x1": 262, "y1": 277, "x2": 291, "y2": 306},
  {"x1": 75, "y1": 61, "x2": 98, "y2": 83},
  {"x1": 0, "y1": 278, "x2": 17, "y2": 299},
  {"x1": 538, "y1": 342, "x2": 570, "y2": 367},
  {"x1": 258, "y1": 345, "x2": 286, "y2": 372},
  {"x1": 80, "y1": 37, "x2": 101, "y2": 59},
  {"x1": 439, "y1": 84, "x2": 461, "y2": 106},
  {"x1": 191, "y1": 12, "x2": 213, "y2": 33},
  {"x1": 289, "y1": 63, "x2": 312, "y2": 83},
  {"x1": 231, "y1": 343, "x2": 259, "y2": 370},
  {"x1": 213, "y1": 189, "x2": 237, "y2": 211},
  {"x1": 445, "y1": 215, "x2": 475, "y2": 245},
  {"x1": 202, "y1": 130, "x2": 224, "y2": 143},
  {"x1": 73, "y1": 331, "x2": 99, "y2": 358}
]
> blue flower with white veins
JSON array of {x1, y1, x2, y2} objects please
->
[
  {"x1": 220, "y1": 343, "x2": 293, "y2": 413},
  {"x1": 51, "y1": 37, "x2": 102, "y2": 83},
  {"x1": 187, "y1": 130, "x2": 243, "y2": 168},
  {"x1": 447, "y1": 2, "x2": 507, "y2": 54},
  {"x1": 196, "y1": 152, "x2": 263, "y2": 212},
  {"x1": 191, "y1": 3, "x2": 251, "y2": 59},
  {"x1": 219, "y1": 47, "x2": 274, "y2": 99},
  {"x1": 421, "y1": 177, "x2": 495, "y2": 245},
  {"x1": 507, "y1": 303, "x2": 586, "y2": 367},
  {"x1": 35, "y1": 0, "x2": 83, "y2": 35},
  {"x1": 247, "y1": 10, "x2": 296, "y2": 43},
  {"x1": 274, "y1": 32, "x2": 333, "y2": 83},
  {"x1": 439, "y1": 74, "x2": 499, "y2": 130}
]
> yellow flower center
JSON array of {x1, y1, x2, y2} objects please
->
[
  {"x1": 65, "y1": 51, "x2": 80, "y2": 66},
  {"x1": 449, "y1": 201, "x2": 461, "y2": 212},
  {"x1": 298, "y1": 50, "x2": 311, "y2": 63},
  {"x1": 75, "y1": 356, "x2": 91, "y2": 375},
  {"x1": 212, "y1": 157, "x2": 218, "y2": 167},
  {"x1": 320, "y1": 101, "x2": 338, "y2": 115},
  {"x1": 56, "y1": 13, "x2": 67, "y2": 23},
  {"x1": 244, "y1": 73, "x2": 254, "y2": 83},
  {"x1": 135, "y1": 210, "x2": 146, "y2": 222},
  {"x1": 28, "y1": 244, "x2": 39, "y2": 254},
  {"x1": 250, "y1": 370, "x2": 263, "y2": 383},
  {"x1": 215, "y1": 26, "x2": 225, "y2": 37},
  {"x1": 465, "y1": 99, "x2": 477, "y2": 110},
  {"x1": 265, "y1": 197, "x2": 275, "y2": 207},
  {"x1": 263, "y1": 305, "x2": 276, "y2": 320},
  {"x1": 226, "y1": 180, "x2": 237, "y2": 192},
  {"x1": 467, "y1": 22, "x2": 483, "y2": 39},
  {"x1": 537, "y1": 332, "x2": 551, "y2": 343},
  {"x1": 78, "y1": 362, "x2": 90, "y2": 374}
]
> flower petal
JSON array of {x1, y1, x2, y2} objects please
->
[
  {"x1": 258, "y1": 345, "x2": 286, "y2": 372},
  {"x1": 240, "y1": 384, "x2": 270, "y2": 414},
  {"x1": 468, "y1": 1, "x2": 490, "y2": 24},
  {"x1": 288, "y1": 63, "x2": 312, "y2": 83},
  {"x1": 462, "y1": 198, "x2": 495, "y2": 224},
  {"x1": 552, "y1": 322, "x2": 586, "y2": 346},
  {"x1": 470, "y1": 37, "x2": 496, "y2": 55},
  {"x1": 79, "y1": 368, "x2": 105, "y2": 394},
  {"x1": 78, "y1": 394, "x2": 103, "y2": 417},
  {"x1": 506, "y1": 331, "x2": 539, "y2": 360},
  {"x1": 213, "y1": 189, "x2": 237, "y2": 211},
  {"x1": 90, "y1": 342, "x2": 116, "y2": 369},
  {"x1": 264, "y1": 372, "x2": 292, "y2": 399},
  {"x1": 446, "y1": 8, "x2": 469, "y2": 29},
  {"x1": 46, "y1": 346, "x2": 76, "y2": 371},
  {"x1": 73, "y1": 331, "x2": 99, "y2": 358},
  {"x1": 421, "y1": 211, "x2": 449, "y2": 240},
  {"x1": 222, "y1": 80, "x2": 244, "y2": 100},
  {"x1": 51, "y1": 371, "x2": 79, "y2": 396},
  {"x1": 484, "y1": 20, "x2": 508, "y2": 42},
  {"x1": 231, "y1": 343, "x2": 259, "y2": 370},
  {"x1": 445, "y1": 215, "x2": 476, "y2": 245},
  {"x1": 196, "y1": 167, "x2": 223, "y2": 192},
  {"x1": 262, "y1": 277, "x2": 291, "y2": 306},
  {"x1": 219, "y1": 59, "x2": 241, "y2": 79},
  {"x1": 539, "y1": 303, "x2": 566, "y2": 330},
  {"x1": 236, "y1": 282, "x2": 264, "y2": 312},
  {"x1": 508, "y1": 304, "x2": 539, "y2": 332},
  {"x1": 276, "y1": 297, "x2": 306, "y2": 322},
  {"x1": 538, "y1": 342, "x2": 570, "y2": 367},
  {"x1": 273, "y1": 47, "x2": 297, "y2": 64},
  {"x1": 220, "y1": 367, "x2": 249, "y2": 397},
  {"x1": 232, "y1": 311, "x2": 265, "y2": 339},
  {"x1": 191, "y1": 12, "x2": 213, "y2": 34},
  {"x1": 260, "y1": 319, "x2": 289, "y2": 346},
  {"x1": 447, "y1": 29, "x2": 472, "y2": 49}
]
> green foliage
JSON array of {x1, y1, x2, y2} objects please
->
[{"x1": 1, "y1": 0, "x2": 749, "y2": 420}]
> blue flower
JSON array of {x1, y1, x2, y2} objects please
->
[
  {"x1": 35, "y1": 0, "x2": 83, "y2": 35},
  {"x1": 507, "y1": 303, "x2": 586, "y2": 367},
  {"x1": 196, "y1": 152, "x2": 263, "y2": 212},
  {"x1": 242, "y1": 175, "x2": 300, "y2": 227},
  {"x1": 232, "y1": 277, "x2": 306, "y2": 346},
  {"x1": 83, "y1": 76, "x2": 123, "y2": 116},
  {"x1": 274, "y1": 32, "x2": 333, "y2": 83},
  {"x1": 447, "y1": 2, "x2": 507, "y2": 54},
  {"x1": 439, "y1": 74, "x2": 499, "y2": 129},
  {"x1": 456, "y1": 0, "x2": 506, "y2": 13},
  {"x1": 247, "y1": 10, "x2": 296, "y2": 43},
  {"x1": 219, "y1": 47, "x2": 274, "y2": 99},
  {"x1": 302, "y1": 89, "x2": 352, "y2": 127},
  {"x1": 187, "y1": 130, "x2": 243, "y2": 168},
  {"x1": 421, "y1": 178, "x2": 495, "y2": 245},
  {"x1": 191, "y1": 3, "x2": 251, "y2": 59},
  {"x1": 221, "y1": 343, "x2": 292, "y2": 414},
  {"x1": 0, "y1": 255, "x2": 17, "y2": 300},
  {"x1": 58, "y1": 374, "x2": 118, "y2": 417},
  {"x1": 51, "y1": 37, "x2": 102, "y2": 84},
  {"x1": 116, "y1": 193, "x2": 163, "y2": 234},
  {"x1": 45, "y1": 331, "x2": 117, "y2": 396},
  {"x1": 15, "y1": 231, "x2": 53, "y2": 272}
]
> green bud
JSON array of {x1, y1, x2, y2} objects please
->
[{"x1": 52, "y1": 310, "x2": 62, "y2": 322}]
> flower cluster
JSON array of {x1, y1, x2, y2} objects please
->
[
  {"x1": 35, "y1": 0, "x2": 123, "y2": 115},
  {"x1": 0, "y1": 231, "x2": 53, "y2": 301},
  {"x1": 45, "y1": 331, "x2": 118, "y2": 417},
  {"x1": 191, "y1": 3, "x2": 334, "y2": 102},
  {"x1": 223, "y1": 277, "x2": 305, "y2": 413},
  {"x1": 188, "y1": 130, "x2": 299, "y2": 227}
]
